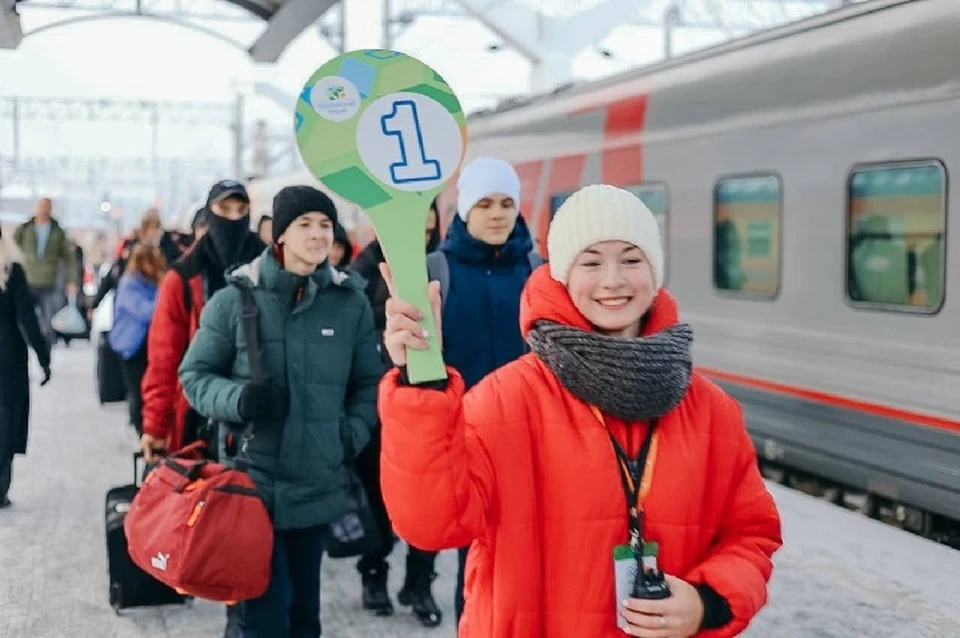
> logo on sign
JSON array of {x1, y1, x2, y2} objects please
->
[{"x1": 310, "y1": 76, "x2": 361, "y2": 122}]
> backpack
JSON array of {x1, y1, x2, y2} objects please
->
[{"x1": 426, "y1": 250, "x2": 544, "y2": 312}]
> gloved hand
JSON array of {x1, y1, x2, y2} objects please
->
[
  {"x1": 40, "y1": 366, "x2": 51, "y2": 387},
  {"x1": 238, "y1": 382, "x2": 289, "y2": 422}
]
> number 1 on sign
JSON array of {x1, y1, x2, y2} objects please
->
[{"x1": 380, "y1": 100, "x2": 441, "y2": 184}]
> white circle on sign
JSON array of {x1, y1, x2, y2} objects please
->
[
  {"x1": 356, "y1": 92, "x2": 463, "y2": 192},
  {"x1": 310, "y1": 76, "x2": 361, "y2": 123}
]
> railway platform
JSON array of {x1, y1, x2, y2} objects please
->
[{"x1": 1, "y1": 341, "x2": 959, "y2": 637}]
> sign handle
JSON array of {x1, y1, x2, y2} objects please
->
[{"x1": 377, "y1": 193, "x2": 448, "y2": 384}]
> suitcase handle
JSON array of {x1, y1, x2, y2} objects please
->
[{"x1": 134, "y1": 451, "x2": 143, "y2": 487}]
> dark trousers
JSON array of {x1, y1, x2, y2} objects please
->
[
  {"x1": 118, "y1": 343, "x2": 148, "y2": 434},
  {"x1": 355, "y1": 426, "x2": 437, "y2": 576},
  {"x1": 455, "y1": 545, "x2": 468, "y2": 625},
  {"x1": 241, "y1": 525, "x2": 327, "y2": 638},
  {"x1": 0, "y1": 452, "x2": 12, "y2": 500}
]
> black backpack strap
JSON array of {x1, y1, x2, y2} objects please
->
[
  {"x1": 238, "y1": 287, "x2": 264, "y2": 384},
  {"x1": 181, "y1": 269, "x2": 193, "y2": 314},
  {"x1": 230, "y1": 287, "x2": 263, "y2": 471}
]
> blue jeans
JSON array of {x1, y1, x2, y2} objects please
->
[{"x1": 241, "y1": 525, "x2": 327, "y2": 638}]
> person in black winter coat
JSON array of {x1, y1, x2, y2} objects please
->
[
  {"x1": 349, "y1": 198, "x2": 442, "y2": 626},
  {"x1": 0, "y1": 227, "x2": 51, "y2": 509}
]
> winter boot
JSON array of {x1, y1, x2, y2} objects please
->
[
  {"x1": 398, "y1": 569, "x2": 442, "y2": 628},
  {"x1": 361, "y1": 565, "x2": 394, "y2": 616}
]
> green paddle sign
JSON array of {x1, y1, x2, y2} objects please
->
[{"x1": 294, "y1": 49, "x2": 466, "y2": 383}]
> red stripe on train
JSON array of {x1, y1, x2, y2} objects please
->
[
  {"x1": 514, "y1": 161, "x2": 545, "y2": 247},
  {"x1": 600, "y1": 95, "x2": 647, "y2": 186},
  {"x1": 602, "y1": 95, "x2": 647, "y2": 185},
  {"x1": 697, "y1": 366, "x2": 960, "y2": 435}
]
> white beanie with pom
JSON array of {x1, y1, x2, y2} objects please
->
[{"x1": 547, "y1": 184, "x2": 664, "y2": 290}]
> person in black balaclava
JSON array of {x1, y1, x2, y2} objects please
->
[
  {"x1": 139, "y1": 179, "x2": 263, "y2": 638},
  {"x1": 202, "y1": 180, "x2": 261, "y2": 294}
]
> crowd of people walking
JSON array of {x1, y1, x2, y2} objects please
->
[{"x1": 0, "y1": 157, "x2": 782, "y2": 638}]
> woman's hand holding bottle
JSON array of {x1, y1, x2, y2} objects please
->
[{"x1": 620, "y1": 575, "x2": 705, "y2": 637}]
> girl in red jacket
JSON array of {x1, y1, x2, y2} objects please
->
[{"x1": 377, "y1": 184, "x2": 783, "y2": 638}]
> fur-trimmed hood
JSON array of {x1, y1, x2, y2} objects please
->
[{"x1": 225, "y1": 248, "x2": 365, "y2": 293}]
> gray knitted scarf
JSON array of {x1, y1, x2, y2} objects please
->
[{"x1": 527, "y1": 320, "x2": 695, "y2": 422}]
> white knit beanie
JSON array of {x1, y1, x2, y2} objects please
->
[
  {"x1": 456, "y1": 157, "x2": 521, "y2": 222},
  {"x1": 547, "y1": 184, "x2": 664, "y2": 290}
]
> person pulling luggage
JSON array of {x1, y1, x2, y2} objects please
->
[
  {"x1": 139, "y1": 180, "x2": 264, "y2": 638},
  {"x1": 178, "y1": 185, "x2": 383, "y2": 637}
]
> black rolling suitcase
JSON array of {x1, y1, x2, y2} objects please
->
[
  {"x1": 96, "y1": 331, "x2": 126, "y2": 404},
  {"x1": 105, "y1": 452, "x2": 189, "y2": 613}
]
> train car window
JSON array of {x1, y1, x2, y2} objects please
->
[
  {"x1": 713, "y1": 174, "x2": 782, "y2": 297},
  {"x1": 624, "y1": 183, "x2": 669, "y2": 283},
  {"x1": 549, "y1": 191, "x2": 574, "y2": 220},
  {"x1": 846, "y1": 161, "x2": 946, "y2": 312}
]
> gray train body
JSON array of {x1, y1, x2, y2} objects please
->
[{"x1": 456, "y1": 0, "x2": 960, "y2": 535}]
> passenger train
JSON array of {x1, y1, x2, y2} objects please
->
[{"x1": 214, "y1": 0, "x2": 960, "y2": 543}]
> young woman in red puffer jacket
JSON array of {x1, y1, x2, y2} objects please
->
[{"x1": 377, "y1": 184, "x2": 783, "y2": 638}]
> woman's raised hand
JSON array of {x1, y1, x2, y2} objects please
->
[{"x1": 379, "y1": 261, "x2": 442, "y2": 367}]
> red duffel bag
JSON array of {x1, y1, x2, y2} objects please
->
[{"x1": 124, "y1": 441, "x2": 273, "y2": 602}]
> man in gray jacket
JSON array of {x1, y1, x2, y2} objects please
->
[{"x1": 178, "y1": 185, "x2": 383, "y2": 636}]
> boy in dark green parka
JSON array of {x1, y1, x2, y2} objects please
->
[{"x1": 178, "y1": 185, "x2": 383, "y2": 637}]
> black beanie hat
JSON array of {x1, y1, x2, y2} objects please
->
[{"x1": 272, "y1": 185, "x2": 338, "y2": 245}]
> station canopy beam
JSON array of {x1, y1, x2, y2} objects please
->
[
  {"x1": 451, "y1": 0, "x2": 640, "y2": 94},
  {"x1": 0, "y1": 0, "x2": 23, "y2": 49},
  {"x1": 247, "y1": 0, "x2": 340, "y2": 62},
  {"x1": 14, "y1": 0, "x2": 342, "y2": 63},
  {"x1": 390, "y1": 0, "x2": 860, "y2": 94}
]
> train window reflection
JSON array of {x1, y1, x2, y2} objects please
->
[
  {"x1": 713, "y1": 174, "x2": 781, "y2": 297},
  {"x1": 846, "y1": 161, "x2": 946, "y2": 312},
  {"x1": 549, "y1": 191, "x2": 573, "y2": 219}
]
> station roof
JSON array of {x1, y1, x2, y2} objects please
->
[{"x1": 2, "y1": 0, "x2": 338, "y2": 63}]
